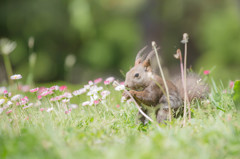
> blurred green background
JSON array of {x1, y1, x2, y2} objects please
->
[{"x1": 0, "y1": 0, "x2": 239, "y2": 84}]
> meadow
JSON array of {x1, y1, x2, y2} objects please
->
[
  {"x1": 1, "y1": 1, "x2": 240, "y2": 158},
  {"x1": 0, "y1": 74, "x2": 240, "y2": 159}
]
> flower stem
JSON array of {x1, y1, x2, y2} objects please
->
[
  {"x1": 3, "y1": 54, "x2": 13, "y2": 85},
  {"x1": 177, "y1": 49, "x2": 191, "y2": 124},
  {"x1": 183, "y1": 39, "x2": 191, "y2": 126},
  {"x1": 185, "y1": 43, "x2": 191, "y2": 121}
]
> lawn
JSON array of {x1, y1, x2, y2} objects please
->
[{"x1": 0, "y1": 78, "x2": 240, "y2": 159}]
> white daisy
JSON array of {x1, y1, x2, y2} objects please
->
[{"x1": 10, "y1": 74, "x2": 22, "y2": 80}]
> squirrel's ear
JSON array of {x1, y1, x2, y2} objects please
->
[
  {"x1": 143, "y1": 59, "x2": 150, "y2": 67},
  {"x1": 135, "y1": 46, "x2": 148, "y2": 65},
  {"x1": 135, "y1": 59, "x2": 141, "y2": 65}
]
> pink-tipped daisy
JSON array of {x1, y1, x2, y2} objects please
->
[
  {"x1": 30, "y1": 87, "x2": 39, "y2": 93},
  {"x1": 229, "y1": 81, "x2": 234, "y2": 89},
  {"x1": 3, "y1": 90, "x2": 8, "y2": 94},
  {"x1": 104, "y1": 80, "x2": 110, "y2": 85},
  {"x1": 59, "y1": 85, "x2": 67, "y2": 91},
  {"x1": 105, "y1": 77, "x2": 115, "y2": 84},
  {"x1": 65, "y1": 109, "x2": 72, "y2": 114},
  {"x1": 203, "y1": 70, "x2": 210, "y2": 75},
  {"x1": 40, "y1": 108, "x2": 45, "y2": 112},
  {"x1": 0, "y1": 87, "x2": 7, "y2": 95},
  {"x1": 37, "y1": 95, "x2": 42, "y2": 100},
  {"x1": 50, "y1": 85, "x2": 59, "y2": 91},
  {"x1": 94, "y1": 78, "x2": 102, "y2": 84},
  {"x1": 41, "y1": 90, "x2": 53, "y2": 96},
  {"x1": 38, "y1": 87, "x2": 47, "y2": 94},
  {"x1": 6, "y1": 110, "x2": 12, "y2": 115},
  {"x1": 93, "y1": 100, "x2": 100, "y2": 105},
  {"x1": 88, "y1": 81, "x2": 93, "y2": 86}
]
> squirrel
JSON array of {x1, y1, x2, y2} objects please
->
[{"x1": 122, "y1": 46, "x2": 208, "y2": 124}]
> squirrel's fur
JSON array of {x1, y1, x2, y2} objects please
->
[{"x1": 123, "y1": 47, "x2": 208, "y2": 124}]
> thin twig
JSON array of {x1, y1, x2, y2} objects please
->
[
  {"x1": 152, "y1": 41, "x2": 172, "y2": 122},
  {"x1": 176, "y1": 49, "x2": 191, "y2": 122},
  {"x1": 182, "y1": 33, "x2": 191, "y2": 126}
]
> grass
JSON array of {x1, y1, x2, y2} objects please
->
[{"x1": 0, "y1": 79, "x2": 240, "y2": 159}]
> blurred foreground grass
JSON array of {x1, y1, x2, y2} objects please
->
[{"x1": 0, "y1": 80, "x2": 240, "y2": 159}]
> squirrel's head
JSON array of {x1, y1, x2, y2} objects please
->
[{"x1": 125, "y1": 46, "x2": 156, "y2": 90}]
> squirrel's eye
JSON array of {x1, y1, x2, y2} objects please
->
[{"x1": 134, "y1": 73, "x2": 139, "y2": 78}]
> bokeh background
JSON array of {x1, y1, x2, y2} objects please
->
[{"x1": 0, "y1": 0, "x2": 240, "y2": 84}]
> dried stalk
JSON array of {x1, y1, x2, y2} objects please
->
[
  {"x1": 152, "y1": 41, "x2": 172, "y2": 122},
  {"x1": 175, "y1": 49, "x2": 191, "y2": 122},
  {"x1": 181, "y1": 33, "x2": 191, "y2": 126}
]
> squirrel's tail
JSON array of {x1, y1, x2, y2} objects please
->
[{"x1": 174, "y1": 73, "x2": 209, "y2": 101}]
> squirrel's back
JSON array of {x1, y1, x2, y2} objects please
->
[{"x1": 174, "y1": 73, "x2": 209, "y2": 101}]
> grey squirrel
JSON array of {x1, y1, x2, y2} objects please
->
[{"x1": 122, "y1": 46, "x2": 208, "y2": 124}]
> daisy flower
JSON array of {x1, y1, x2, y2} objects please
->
[
  {"x1": 93, "y1": 100, "x2": 100, "y2": 105},
  {"x1": 82, "y1": 101, "x2": 91, "y2": 106},
  {"x1": 0, "y1": 87, "x2": 7, "y2": 94},
  {"x1": 6, "y1": 110, "x2": 12, "y2": 115},
  {"x1": 50, "y1": 85, "x2": 59, "y2": 91},
  {"x1": 104, "y1": 77, "x2": 115, "y2": 84},
  {"x1": 229, "y1": 81, "x2": 234, "y2": 89},
  {"x1": 101, "y1": 90, "x2": 110, "y2": 99},
  {"x1": 41, "y1": 90, "x2": 53, "y2": 96},
  {"x1": 203, "y1": 70, "x2": 210, "y2": 75},
  {"x1": 63, "y1": 92, "x2": 73, "y2": 99},
  {"x1": 0, "y1": 99, "x2": 5, "y2": 105},
  {"x1": 72, "y1": 88, "x2": 86, "y2": 96},
  {"x1": 10, "y1": 74, "x2": 22, "y2": 80},
  {"x1": 40, "y1": 108, "x2": 45, "y2": 112},
  {"x1": 3, "y1": 101, "x2": 13, "y2": 109},
  {"x1": 11, "y1": 94, "x2": 22, "y2": 101},
  {"x1": 30, "y1": 87, "x2": 39, "y2": 93},
  {"x1": 94, "y1": 78, "x2": 102, "y2": 84},
  {"x1": 59, "y1": 85, "x2": 67, "y2": 91},
  {"x1": 46, "y1": 107, "x2": 53, "y2": 112},
  {"x1": 62, "y1": 99, "x2": 70, "y2": 103},
  {"x1": 88, "y1": 81, "x2": 93, "y2": 86},
  {"x1": 69, "y1": 104, "x2": 78, "y2": 109},
  {"x1": 115, "y1": 85, "x2": 125, "y2": 91}
]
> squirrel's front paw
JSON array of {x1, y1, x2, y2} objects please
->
[{"x1": 129, "y1": 90, "x2": 136, "y2": 97}]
